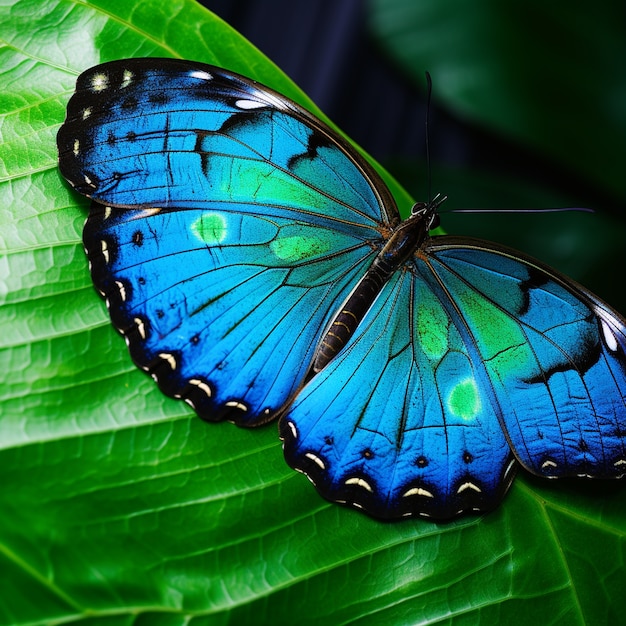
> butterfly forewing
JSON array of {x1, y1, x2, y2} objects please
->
[{"x1": 59, "y1": 59, "x2": 396, "y2": 425}]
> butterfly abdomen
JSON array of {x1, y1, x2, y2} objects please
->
[{"x1": 313, "y1": 210, "x2": 430, "y2": 373}]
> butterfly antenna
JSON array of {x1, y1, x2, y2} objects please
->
[
  {"x1": 425, "y1": 71, "x2": 433, "y2": 204},
  {"x1": 451, "y1": 207, "x2": 595, "y2": 214}
]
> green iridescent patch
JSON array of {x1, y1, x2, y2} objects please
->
[
  {"x1": 416, "y1": 297, "x2": 449, "y2": 360},
  {"x1": 270, "y1": 235, "x2": 331, "y2": 262},
  {"x1": 447, "y1": 378, "x2": 481, "y2": 421},
  {"x1": 191, "y1": 212, "x2": 227, "y2": 244}
]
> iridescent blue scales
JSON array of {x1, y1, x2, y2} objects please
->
[{"x1": 57, "y1": 58, "x2": 626, "y2": 520}]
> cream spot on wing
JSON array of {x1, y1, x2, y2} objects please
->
[
  {"x1": 133, "y1": 318, "x2": 146, "y2": 340},
  {"x1": 120, "y1": 69, "x2": 133, "y2": 88},
  {"x1": 403, "y1": 486, "x2": 434, "y2": 499},
  {"x1": 541, "y1": 459, "x2": 558, "y2": 471},
  {"x1": 159, "y1": 353, "x2": 177, "y2": 370},
  {"x1": 100, "y1": 240, "x2": 109, "y2": 264},
  {"x1": 189, "y1": 378, "x2": 211, "y2": 398},
  {"x1": 225, "y1": 401, "x2": 247, "y2": 412},
  {"x1": 304, "y1": 453, "x2": 325, "y2": 469},
  {"x1": 115, "y1": 280, "x2": 126, "y2": 302},
  {"x1": 91, "y1": 72, "x2": 109, "y2": 92},
  {"x1": 344, "y1": 477, "x2": 373, "y2": 492},
  {"x1": 457, "y1": 482, "x2": 481, "y2": 494}
]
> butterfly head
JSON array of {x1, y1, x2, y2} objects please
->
[{"x1": 410, "y1": 193, "x2": 447, "y2": 232}]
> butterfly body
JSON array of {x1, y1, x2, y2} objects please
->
[{"x1": 58, "y1": 58, "x2": 626, "y2": 520}]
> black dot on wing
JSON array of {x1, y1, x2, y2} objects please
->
[
  {"x1": 121, "y1": 95, "x2": 139, "y2": 110},
  {"x1": 149, "y1": 92, "x2": 169, "y2": 105},
  {"x1": 463, "y1": 451, "x2": 473, "y2": 464},
  {"x1": 132, "y1": 230, "x2": 143, "y2": 246},
  {"x1": 415, "y1": 455, "x2": 428, "y2": 468}
]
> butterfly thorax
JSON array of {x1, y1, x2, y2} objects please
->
[{"x1": 312, "y1": 206, "x2": 431, "y2": 374}]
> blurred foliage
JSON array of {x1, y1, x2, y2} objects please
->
[{"x1": 369, "y1": 0, "x2": 626, "y2": 311}]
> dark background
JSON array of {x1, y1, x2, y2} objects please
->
[{"x1": 202, "y1": 0, "x2": 617, "y2": 209}]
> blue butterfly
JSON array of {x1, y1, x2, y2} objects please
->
[{"x1": 57, "y1": 58, "x2": 626, "y2": 520}]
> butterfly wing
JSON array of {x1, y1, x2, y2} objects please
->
[
  {"x1": 281, "y1": 236, "x2": 626, "y2": 519},
  {"x1": 58, "y1": 59, "x2": 397, "y2": 425},
  {"x1": 429, "y1": 238, "x2": 626, "y2": 479}
]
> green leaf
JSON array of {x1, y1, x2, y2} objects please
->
[
  {"x1": 1, "y1": 1, "x2": 625, "y2": 624},
  {"x1": 368, "y1": 0, "x2": 626, "y2": 204}
]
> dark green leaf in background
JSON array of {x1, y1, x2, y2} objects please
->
[
  {"x1": 1, "y1": 1, "x2": 625, "y2": 624},
  {"x1": 368, "y1": 0, "x2": 626, "y2": 314},
  {"x1": 368, "y1": 0, "x2": 626, "y2": 202}
]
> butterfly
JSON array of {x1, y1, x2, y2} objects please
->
[{"x1": 57, "y1": 58, "x2": 626, "y2": 520}]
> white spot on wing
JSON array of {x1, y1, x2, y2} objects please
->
[
  {"x1": 189, "y1": 70, "x2": 213, "y2": 81},
  {"x1": 91, "y1": 73, "x2": 108, "y2": 92},
  {"x1": 82, "y1": 107, "x2": 92, "y2": 120},
  {"x1": 601, "y1": 319, "x2": 619, "y2": 352},
  {"x1": 286, "y1": 420, "x2": 298, "y2": 439},
  {"x1": 504, "y1": 458, "x2": 517, "y2": 477},
  {"x1": 235, "y1": 99, "x2": 267, "y2": 110},
  {"x1": 121, "y1": 69, "x2": 133, "y2": 88},
  {"x1": 73, "y1": 139, "x2": 80, "y2": 156}
]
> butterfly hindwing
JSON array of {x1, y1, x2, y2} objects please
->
[
  {"x1": 427, "y1": 239, "x2": 626, "y2": 479},
  {"x1": 281, "y1": 237, "x2": 626, "y2": 519},
  {"x1": 280, "y1": 264, "x2": 516, "y2": 520},
  {"x1": 83, "y1": 204, "x2": 380, "y2": 424},
  {"x1": 59, "y1": 59, "x2": 398, "y2": 425}
]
